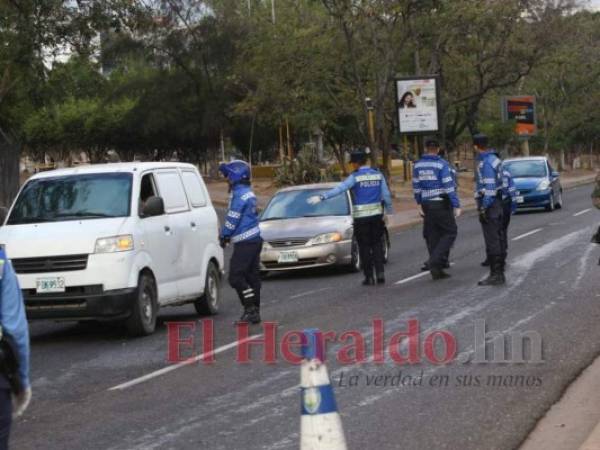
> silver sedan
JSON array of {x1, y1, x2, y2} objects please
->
[{"x1": 259, "y1": 183, "x2": 390, "y2": 273}]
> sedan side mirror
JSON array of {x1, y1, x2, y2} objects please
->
[
  {"x1": 142, "y1": 196, "x2": 165, "y2": 217},
  {"x1": 551, "y1": 171, "x2": 559, "y2": 178}
]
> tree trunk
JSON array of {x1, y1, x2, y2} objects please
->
[{"x1": 0, "y1": 132, "x2": 21, "y2": 207}]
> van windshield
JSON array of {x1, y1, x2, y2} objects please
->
[{"x1": 7, "y1": 173, "x2": 133, "y2": 225}]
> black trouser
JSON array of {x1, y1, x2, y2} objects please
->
[
  {"x1": 228, "y1": 239, "x2": 263, "y2": 309},
  {"x1": 500, "y1": 198, "x2": 512, "y2": 260},
  {"x1": 480, "y1": 198, "x2": 504, "y2": 259},
  {"x1": 422, "y1": 202, "x2": 457, "y2": 270},
  {"x1": 354, "y1": 215, "x2": 385, "y2": 279},
  {"x1": 0, "y1": 389, "x2": 11, "y2": 450}
]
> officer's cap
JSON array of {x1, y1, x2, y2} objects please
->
[
  {"x1": 425, "y1": 139, "x2": 440, "y2": 148},
  {"x1": 349, "y1": 148, "x2": 369, "y2": 164},
  {"x1": 473, "y1": 133, "x2": 488, "y2": 147}
]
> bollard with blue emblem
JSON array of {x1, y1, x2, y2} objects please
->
[{"x1": 300, "y1": 328, "x2": 347, "y2": 450}]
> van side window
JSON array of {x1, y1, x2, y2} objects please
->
[
  {"x1": 139, "y1": 173, "x2": 157, "y2": 216},
  {"x1": 181, "y1": 170, "x2": 207, "y2": 208},
  {"x1": 155, "y1": 170, "x2": 189, "y2": 214}
]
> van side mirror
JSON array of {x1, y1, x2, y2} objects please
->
[
  {"x1": 142, "y1": 196, "x2": 165, "y2": 217},
  {"x1": 0, "y1": 207, "x2": 7, "y2": 225}
]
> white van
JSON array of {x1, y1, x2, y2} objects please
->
[{"x1": 0, "y1": 162, "x2": 224, "y2": 336}]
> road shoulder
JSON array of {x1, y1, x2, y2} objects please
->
[{"x1": 521, "y1": 354, "x2": 600, "y2": 450}]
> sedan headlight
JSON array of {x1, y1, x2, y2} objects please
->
[
  {"x1": 536, "y1": 180, "x2": 550, "y2": 191},
  {"x1": 307, "y1": 232, "x2": 343, "y2": 246},
  {"x1": 95, "y1": 235, "x2": 134, "y2": 253}
]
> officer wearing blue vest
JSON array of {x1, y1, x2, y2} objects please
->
[
  {"x1": 474, "y1": 134, "x2": 506, "y2": 286},
  {"x1": 0, "y1": 249, "x2": 31, "y2": 449},
  {"x1": 219, "y1": 160, "x2": 263, "y2": 324},
  {"x1": 413, "y1": 139, "x2": 461, "y2": 280},
  {"x1": 482, "y1": 155, "x2": 517, "y2": 270},
  {"x1": 308, "y1": 149, "x2": 393, "y2": 285}
]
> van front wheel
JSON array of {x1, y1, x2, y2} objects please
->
[
  {"x1": 126, "y1": 273, "x2": 158, "y2": 336},
  {"x1": 195, "y1": 262, "x2": 221, "y2": 316}
]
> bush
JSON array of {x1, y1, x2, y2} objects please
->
[{"x1": 274, "y1": 147, "x2": 337, "y2": 187}]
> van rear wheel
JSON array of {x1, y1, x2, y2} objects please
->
[
  {"x1": 195, "y1": 262, "x2": 221, "y2": 316},
  {"x1": 126, "y1": 273, "x2": 157, "y2": 336}
]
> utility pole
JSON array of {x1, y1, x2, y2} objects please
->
[
  {"x1": 365, "y1": 97, "x2": 376, "y2": 167},
  {"x1": 271, "y1": 0, "x2": 276, "y2": 24}
]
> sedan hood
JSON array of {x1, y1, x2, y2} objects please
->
[
  {"x1": 0, "y1": 218, "x2": 128, "y2": 258},
  {"x1": 260, "y1": 216, "x2": 353, "y2": 241},
  {"x1": 513, "y1": 177, "x2": 544, "y2": 190}
]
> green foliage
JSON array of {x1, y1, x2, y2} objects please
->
[{"x1": 274, "y1": 147, "x2": 336, "y2": 187}]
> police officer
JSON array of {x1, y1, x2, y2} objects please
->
[
  {"x1": 482, "y1": 157, "x2": 517, "y2": 269},
  {"x1": 592, "y1": 173, "x2": 600, "y2": 264},
  {"x1": 474, "y1": 134, "x2": 506, "y2": 286},
  {"x1": 0, "y1": 248, "x2": 31, "y2": 449},
  {"x1": 413, "y1": 139, "x2": 461, "y2": 280},
  {"x1": 308, "y1": 149, "x2": 393, "y2": 285},
  {"x1": 421, "y1": 144, "x2": 456, "y2": 271},
  {"x1": 219, "y1": 160, "x2": 263, "y2": 324}
]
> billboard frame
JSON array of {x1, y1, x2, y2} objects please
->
[
  {"x1": 502, "y1": 95, "x2": 538, "y2": 137},
  {"x1": 394, "y1": 75, "x2": 442, "y2": 136}
]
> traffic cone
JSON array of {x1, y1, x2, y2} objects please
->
[{"x1": 300, "y1": 328, "x2": 347, "y2": 450}]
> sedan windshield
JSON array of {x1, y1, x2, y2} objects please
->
[
  {"x1": 8, "y1": 173, "x2": 133, "y2": 225},
  {"x1": 503, "y1": 161, "x2": 548, "y2": 178},
  {"x1": 261, "y1": 189, "x2": 349, "y2": 220}
]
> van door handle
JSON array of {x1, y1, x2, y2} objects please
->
[
  {"x1": 190, "y1": 222, "x2": 196, "y2": 228},
  {"x1": 164, "y1": 226, "x2": 171, "y2": 233}
]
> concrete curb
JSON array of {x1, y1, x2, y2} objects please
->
[{"x1": 579, "y1": 424, "x2": 600, "y2": 450}]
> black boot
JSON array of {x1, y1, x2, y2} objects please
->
[
  {"x1": 376, "y1": 273, "x2": 385, "y2": 284},
  {"x1": 421, "y1": 262, "x2": 430, "y2": 271},
  {"x1": 234, "y1": 306, "x2": 253, "y2": 324},
  {"x1": 478, "y1": 256, "x2": 505, "y2": 286},
  {"x1": 247, "y1": 306, "x2": 261, "y2": 324},
  {"x1": 481, "y1": 257, "x2": 490, "y2": 267},
  {"x1": 362, "y1": 276, "x2": 375, "y2": 286},
  {"x1": 430, "y1": 266, "x2": 451, "y2": 280}
]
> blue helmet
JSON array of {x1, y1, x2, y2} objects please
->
[{"x1": 219, "y1": 160, "x2": 251, "y2": 184}]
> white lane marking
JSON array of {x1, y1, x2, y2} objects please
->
[
  {"x1": 573, "y1": 208, "x2": 592, "y2": 217},
  {"x1": 289, "y1": 287, "x2": 331, "y2": 299},
  {"x1": 108, "y1": 334, "x2": 263, "y2": 391},
  {"x1": 394, "y1": 263, "x2": 455, "y2": 285},
  {"x1": 512, "y1": 228, "x2": 543, "y2": 241},
  {"x1": 395, "y1": 271, "x2": 429, "y2": 285}
]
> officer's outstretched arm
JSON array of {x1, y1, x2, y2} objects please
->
[{"x1": 308, "y1": 174, "x2": 356, "y2": 205}]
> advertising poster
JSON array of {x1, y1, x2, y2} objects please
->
[
  {"x1": 504, "y1": 96, "x2": 537, "y2": 136},
  {"x1": 395, "y1": 77, "x2": 440, "y2": 134}
]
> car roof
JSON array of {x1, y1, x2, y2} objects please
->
[
  {"x1": 275, "y1": 183, "x2": 340, "y2": 194},
  {"x1": 28, "y1": 162, "x2": 198, "y2": 180},
  {"x1": 503, "y1": 156, "x2": 548, "y2": 163}
]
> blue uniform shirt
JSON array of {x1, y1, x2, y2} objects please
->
[
  {"x1": 412, "y1": 155, "x2": 460, "y2": 208},
  {"x1": 321, "y1": 166, "x2": 393, "y2": 218},
  {"x1": 475, "y1": 151, "x2": 503, "y2": 209},
  {"x1": 221, "y1": 183, "x2": 261, "y2": 244},
  {"x1": 501, "y1": 165, "x2": 518, "y2": 213},
  {"x1": 0, "y1": 249, "x2": 30, "y2": 388}
]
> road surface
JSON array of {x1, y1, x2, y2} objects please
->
[{"x1": 13, "y1": 183, "x2": 600, "y2": 450}]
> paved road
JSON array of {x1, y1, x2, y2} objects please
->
[{"x1": 12, "y1": 184, "x2": 600, "y2": 450}]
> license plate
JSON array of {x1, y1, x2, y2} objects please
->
[
  {"x1": 36, "y1": 277, "x2": 66, "y2": 293},
  {"x1": 516, "y1": 196, "x2": 524, "y2": 204},
  {"x1": 278, "y1": 251, "x2": 299, "y2": 264}
]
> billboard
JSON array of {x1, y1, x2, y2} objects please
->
[
  {"x1": 503, "y1": 96, "x2": 537, "y2": 136},
  {"x1": 395, "y1": 76, "x2": 441, "y2": 134}
]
